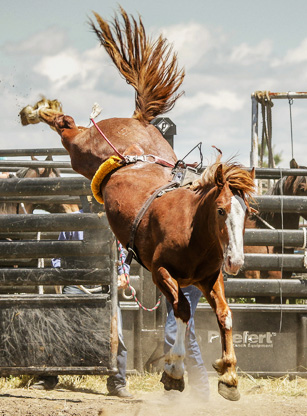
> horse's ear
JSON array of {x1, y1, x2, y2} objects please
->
[
  {"x1": 290, "y1": 158, "x2": 299, "y2": 169},
  {"x1": 214, "y1": 164, "x2": 225, "y2": 189},
  {"x1": 249, "y1": 206, "x2": 258, "y2": 215},
  {"x1": 30, "y1": 155, "x2": 45, "y2": 175},
  {"x1": 250, "y1": 167, "x2": 255, "y2": 180}
]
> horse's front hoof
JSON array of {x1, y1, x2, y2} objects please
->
[
  {"x1": 160, "y1": 371, "x2": 185, "y2": 392},
  {"x1": 218, "y1": 381, "x2": 240, "y2": 401}
]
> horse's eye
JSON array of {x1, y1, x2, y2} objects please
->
[{"x1": 217, "y1": 208, "x2": 225, "y2": 216}]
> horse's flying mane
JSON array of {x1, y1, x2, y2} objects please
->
[
  {"x1": 192, "y1": 156, "x2": 255, "y2": 199},
  {"x1": 89, "y1": 6, "x2": 185, "y2": 124}
]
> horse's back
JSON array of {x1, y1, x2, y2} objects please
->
[{"x1": 69, "y1": 117, "x2": 176, "y2": 180}]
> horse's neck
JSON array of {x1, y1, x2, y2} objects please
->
[
  {"x1": 35, "y1": 203, "x2": 80, "y2": 213},
  {"x1": 261, "y1": 212, "x2": 300, "y2": 230},
  {"x1": 0, "y1": 203, "x2": 16, "y2": 215},
  {"x1": 194, "y1": 188, "x2": 219, "y2": 240},
  {"x1": 0, "y1": 203, "x2": 33, "y2": 215},
  {"x1": 276, "y1": 213, "x2": 300, "y2": 229}
]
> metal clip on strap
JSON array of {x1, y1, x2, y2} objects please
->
[
  {"x1": 124, "y1": 155, "x2": 140, "y2": 164},
  {"x1": 124, "y1": 154, "x2": 175, "y2": 168},
  {"x1": 125, "y1": 247, "x2": 137, "y2": 266}
]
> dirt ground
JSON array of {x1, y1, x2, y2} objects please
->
[{"x1": 0, "y1": 383, "x2": 306, "y2": 416}]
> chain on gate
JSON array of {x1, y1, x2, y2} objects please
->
[
  {"x1": 254, "y1": 91, "x2": 275, "y2": 169},
  {"x1": 288, "y1": 93, "x2": 295, "y2": 160}
]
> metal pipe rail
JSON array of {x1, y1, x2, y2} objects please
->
[
  {"x1": 243, "y1": 253, "x2": 307, "y2": 271},
  {"x1": 0, "y1": 196, "x2": 81, "y2": 204},
  {"x1": 224, "y1": 278, "x2": 307, "y2": 298},
  {"x1": 0, "y1": 177, "x2": 91, "y2": 196},
  {"x1": 250, "y1": 167, "x2": 307, "y2": 178},
  {"x1": 0, "y1": 160, "x2": 72, "y2": 169},
  {"x1": 0, "y1": 148, "x2": 69, "y2": 157},
  {"x1": 0, "y1": 168, "x2": 76, "y2": 174},
  {"x1": 0, "y1": 232, "x2": 61, "y2": 240},
  {"x1": 258, "y1": 91, "x2": 307, "y2": 100},
  {"x1": 244, "y1": 229, "x2": 306, "y2": 246},
  {"x1": 197, "y1": 302, "x2": 307, "y2": 312},
  {"x1": 0, "y1": 213, "x2": 108, "y2": 232},
  {"x1": 0, "y1": 240, "x2": 110, "y2": 259},
  {"x1": 0, "y1": 268, "x2": 111, "y2": 286},
  {"x1": 251, "y1": 195, "x2": 307, "y2": 213}
]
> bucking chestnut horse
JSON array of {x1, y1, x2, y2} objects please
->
[{"x1": 19, "y1": 8, "x2": 255, "y2": 401}]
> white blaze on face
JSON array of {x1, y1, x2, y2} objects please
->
[{"x1": 224, "y1": 195, "x2": 246, "y2": 274}]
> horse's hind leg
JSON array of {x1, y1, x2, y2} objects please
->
[
  {"x1": 197, "y1": 271, "x2": 240, "y2": 401},
  {"x1": 152, "y1": 266, "x2": 190, "y2": 392},
  {"x1": 19, "y1": 99, "x2": 86, "y2": 138},
  {"x1": 19, "y1": 98, "x2": 64, "y2": 128}
]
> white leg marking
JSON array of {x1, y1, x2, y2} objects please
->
[
  {"x1": 173, "y1": 318, "x2": 186, "y2": 356},
  {"x1": 164, "y1": 318, "x2": 187, "y2": 379},
  {"x1": 225, "y1": 310, "x2": 232, "y2": 330}
]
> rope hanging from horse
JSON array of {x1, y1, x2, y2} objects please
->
[
  {"x1": 117, "y1": 240, "x2": 162, "y2": 312},
  {"x1": 254, "y1": 91, "x2": 275, "y2": 168}
]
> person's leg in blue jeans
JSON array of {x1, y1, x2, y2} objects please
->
[
  {"x1": 106, "y1": 306, "x2": 128, "y2": 393},
  {"x1": 164, "y1": 285, "x2": 210, "y2": 400}
]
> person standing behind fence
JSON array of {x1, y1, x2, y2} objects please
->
[
  {"x1": 31, "y1": 203, "x2": 133, "y2": 398},
  {"x1": 164, "y1": 285, "x2": 210, "y2": 402}
]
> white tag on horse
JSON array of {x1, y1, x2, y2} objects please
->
[{"x1": 90, "y1": 103, "x2": 102, "y2": 120}]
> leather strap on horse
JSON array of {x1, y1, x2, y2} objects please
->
[{"x1": 125, "y1": 181, "x2": 179, "y2": 266}]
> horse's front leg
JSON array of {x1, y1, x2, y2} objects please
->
[
  {"x1": 197, "y1": 270, "x2": 240, "y2": 401},
  {"x1": 152, "y1": 266, "x2": 190, "y2": 392}
]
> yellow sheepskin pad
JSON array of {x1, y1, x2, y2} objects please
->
[{"x1": 91, "y1": 156, "x2": 122, "y2": 203}]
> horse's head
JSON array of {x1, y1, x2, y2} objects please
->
[
  {"x1": 285, "y1": 158, "x2": 307, "y2": 197},
  {"x1": 269, "y1": 158, "x2": 307, "y2": 223},
  {"x1": 213, "y1": 163, "x2": 255, "y2": 275},
  {"x1": 20, "y1": 156, "x2": 80, "y2": 214}
]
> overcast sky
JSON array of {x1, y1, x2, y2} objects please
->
[{"x1": 2, "y1": 0, "x2": 307, "y2": 167}]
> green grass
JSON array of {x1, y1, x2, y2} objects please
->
[{"x1": 1, "y1": 372, "x2": 306, "y2": 398}]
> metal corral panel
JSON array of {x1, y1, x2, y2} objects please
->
[
  {"x1": 0, "y1": 294, "x2": 116, "y2": 375},
  {"x1": 136, "y1": 304, "x2": 307, "y2": 376},
  {"x1": 195, "y1": 304, "x2": 306, "y2": 375}
]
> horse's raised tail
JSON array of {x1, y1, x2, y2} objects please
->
[{"x1": 90, "y1": 7, "x2": 185, "y2": 124}]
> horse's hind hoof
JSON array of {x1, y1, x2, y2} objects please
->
[
  {"x1": 160, "y1": 371, "x2": 185, "y2": 392},
  {"x1": 218, "y1": 381, "x2": 240, "y2": 401}
]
